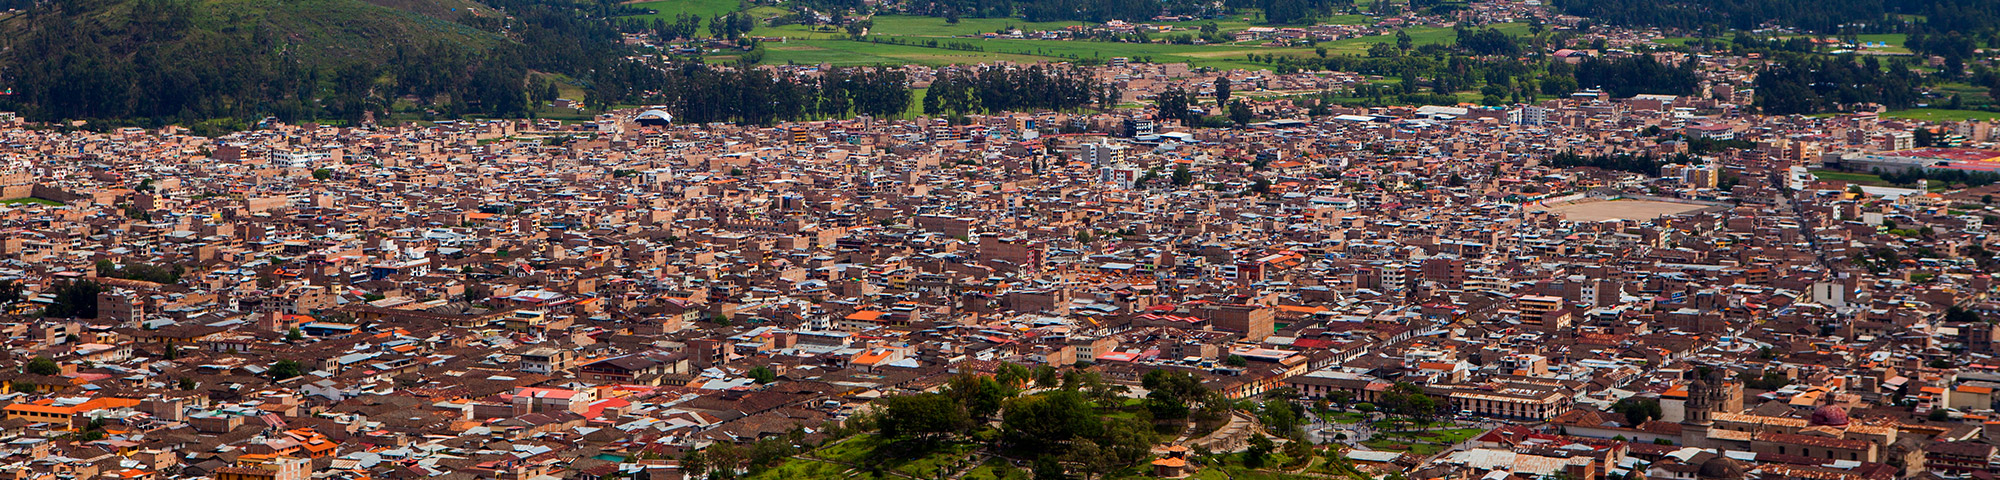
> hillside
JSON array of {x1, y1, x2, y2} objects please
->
[{"x1": 0, "y1": 0, "x2": 519, "y2": 129}]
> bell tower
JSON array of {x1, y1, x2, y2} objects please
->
[{"x1": 1680, "y1": 367, "x2": 1725, "y2": 448}]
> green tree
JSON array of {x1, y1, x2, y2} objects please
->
[
  {"x1": 1214, "y1": 77, "x2": 1232, "y2": 105},
  {"x1": 1171, "y1": 165, "x2": 1193, "y2": 186},
  {"x1": 876, "y1": 393, "x2": 972, "y2": 441},
  {"x1": 1141, "y1": 369, "x2": 1207, "y2": 419},
  {"x1": 178, "y1": 378, "x2": 197, "y2": 390},
  {"x1": 945, "y1": 373, "x2": 1014, "y2": 421},
  {"x1": 1243, "y1": 433, "x2": 1274, "y2": 468},
  {"x1": 748, "y1": 366, "x2": 777, "y2": 384},
  {"x1": 1611, "y1": 397, "x2": 1663, "y2": 426},
  {"x1": 287, "y1": 327, "x2": 305, "y2": 343},
  {"x1": 312, "y1": 168, "x2": 332, "y2": 180},
  {"x1": 24, "y1": 357, "x2": 59, "y2": 376},
  {"x1": 1154, "y1": 86, "x2": 1193, "y2": 123},
  {"x1": 1002, "y1": 390, "x2": 1100, "y2": 449},
  {"x1": 269, "y1": 359, "x2": 304, "y2": 380},
  {"x1": 1034, "y1": 365, "x2": 1060, "y2": 388},
  {"x1": 1228, "y1": 100, "x2": 1252, "y2": 126}
]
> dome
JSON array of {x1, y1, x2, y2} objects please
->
[
  {"x1": 1809, "y1": 404, "x2": 1851, "y2": 427},
  {"x1": 634, "y1": 109, "x2": 674, "y2": 126},
  {"x1": 1697, "y1": 456, "x2": 1746, "y2": 480}
]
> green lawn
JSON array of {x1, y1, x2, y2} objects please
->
[
  {"x1": 747, "y1": 459, "x2": 850, "y2": 480},
  {"x1": 893, "y1": 443, "x2": 979, "y2": 478},
  {"x1": 1883, "y1": 108, "x2": 2000, "y2": 122},
  {"x1": 1359, "y1": 439, "x2": 1445, "y2": 456},
  {"x1": 1853, "y1": 33, "x2": 1910, "y2": 54},
  {"x1": 1320, "y1": 23, "x2": 1528, "y2": 56},
  {"x1": 1810, "y1": 170, "x2": 1895, "y2": 187},
  {"x1": 1320, "y1": 412, "x2": 1367, "y2": 424},
  {"x1": 618, "y1": 0, "x2": 750, "y2": 39},
  {"x1": 961, "y1": 458, "x2": 1014, "y2": 480},
  {"x1": 0, "y1": 198, "x2": 62, "y2": 206},
  {"x1": 803, "y1": 434, "x2": 982, "y2": 478},
  {"x1": 866, "y1": 15, "x2": 1090, "y2": 37}
]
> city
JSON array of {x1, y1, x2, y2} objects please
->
[{"x1": 3, "y1": 0, "x2": 2000, "y2": 479}]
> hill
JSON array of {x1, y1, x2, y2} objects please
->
[{"x1": 0, "y1": 0, "x2": 519, "y2": 130}]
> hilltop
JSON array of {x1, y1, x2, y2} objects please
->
[{"x1": 0, "y1": 0, "x2": 518, "y2": 129}]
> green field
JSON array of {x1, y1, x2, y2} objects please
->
[
  {"x1": 1811, "y1": 170, "x2": 1896, "y2": 187},
  {"x1": 1320, "y1": 23, "x2": 1528, "y2": 55},
  {"x1": 1882, "y1": 109, "x2": 2000, "y2": 122},
  {"x1": 760, "y1": 22, "x2": 1529, "y2": 70},
  {"x1": 759, "y1": 35, "x2": 1320, "y2": 69},
  {"x1": 621, "y1": 0, "x2": 744, "y2": 23},
  {"x1": 0, "y1": 198, "x2": 63, "y2": 206},
  {"x1": 1853, "y1": 33, "x2": 1910, "y2": 53}
]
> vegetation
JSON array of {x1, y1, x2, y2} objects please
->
[
  {"x1": 1555, "y1": 0, "x2": 1989, "y2": 34},
  {"x1": 25, "y1": 357, "x2": 60, "y2": 376},
  {"x1": 44, "y1": 280, "x2": 103, "y2": 319},
  {"x1": 1755, "y1": 54, "x2": 1925, "y2": 115},
  {"x1": 1546, "y1": 151, "x2": 1698, "y2": 176},
  {"x1": 269, "y1": 359, "x2": 305, "y2": 380},
  {"x1": 95, "y1": 260, "x2": 184, "y2": 284},
  {"x1": 1610, "y1": 397, "x2": 1662, "y2": 426},
  {"x1": 922, "y1": 64, "x2": 1115, "y2": 116}
]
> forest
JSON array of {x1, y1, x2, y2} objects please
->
[
  {"x1": 0, "y1": 0, "x2": 626, "y2": 130},
  {"x1": 0, "y1": 0, "x2": 944, "y2": 129},
  {"x1": 845, "y1": 0, "x2": 1351, "y2": 24},
  {"x1": 920, "y1": 65, "x2": 1116, "y2": 117},
  {"x1": 1553, "y1": 0, "x2": 2000, "y2": 35},
  {"x1": 592, "y1": 63, "x2": 918, "y2": 125},
  {"x1": 1753, "y1": 54, "x2": 1925, "y2": 115}
]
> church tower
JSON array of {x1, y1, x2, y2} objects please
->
[{"x1": 1680, "y1": 368, "x2": 1726, "y2": 448}]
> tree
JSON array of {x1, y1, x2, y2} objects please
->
[
  {"x1": 1002, "y1": 390, "x2": 1100, "y2": 449},
  {"x1": 1034, "y1": 365, "x2": 1061, "y2": 388},
  {"x1": 1261, "y1": 399, "x2": 1304, "y2": 437},
  {"x1": 1329, "y1": 390, "x2": 1354, "y2": 410},
  {"x1": 312, "y1": 168, "x2": 332, "y2": 180},
  {"x1": 287, "y1": 327, "x2": 305, "y2": 343},
  {"x1": 1142, "y1": 369, "x2": 1209, "y2": 420},
  {"x1": 1225, "y1": 355, "x2": 1249, "y2": 367},
  {"x1": 1214, "y1": 77, "x2": 1232, "y2": 105},
  {"x1": 269, "y1": 359, "x2": 304, "y2": 380},
  {"x1": 748, "y1": 366, "x2": 778, "y2": 384},
  {"x1": 178, "y1": 378, "x2": 197, "y2": 390},
  {"x1": 1228, "y1": 100, "x2": 1252, "y2": 126},
  {"x1": 1611, "y1": 397, "x2": 1663, "y2": 426},
  {"x1": 1171, "y1": 165, "x2": 1193, "y2": 186},
  {"x1": 876, "y1": 393, "x2": 971, "y2": 441},
  {"x1": 1153, "y1": 86, "x2": 1192, "y2": 123},
  {"x1": 24, "y1": 357, "x2": 59, "y2": 376},
  {"x1": 1243, "y1": 434, "x2": 1274, "y2": 468},
  {"x1": 1032, "y1": 455, "x2": 1063, "y2": 480},
  {"x1": 946, "y1": 373, "x2": 1014, "y2": 421},
  {"x1": 681, "y1": 450, "x2": 708, "y2": 478}
]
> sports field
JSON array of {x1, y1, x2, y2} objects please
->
[{"x1": 1530, "y1": 199, "x2": 1712, "y2": 222}]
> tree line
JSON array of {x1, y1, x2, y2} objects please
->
[
  {"x1": 1754, "y1": 54, "x2": 1924, "y2": 115},
  {"x1": 1554, "y1": 0, "x2": 1977, "y2": 34},
  {"x1": 1547, "y1": 151, "x2": 1699, "y2": 176},
  {"x1": 0, "y1": 0, "x2": 632, "y2": 129},
  {"x1": 592, "y1": 62, "x2": 915, "y2": 125},
  {"x1": 921, "y1": 65, "x2": 1115, "y2": 116}
]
